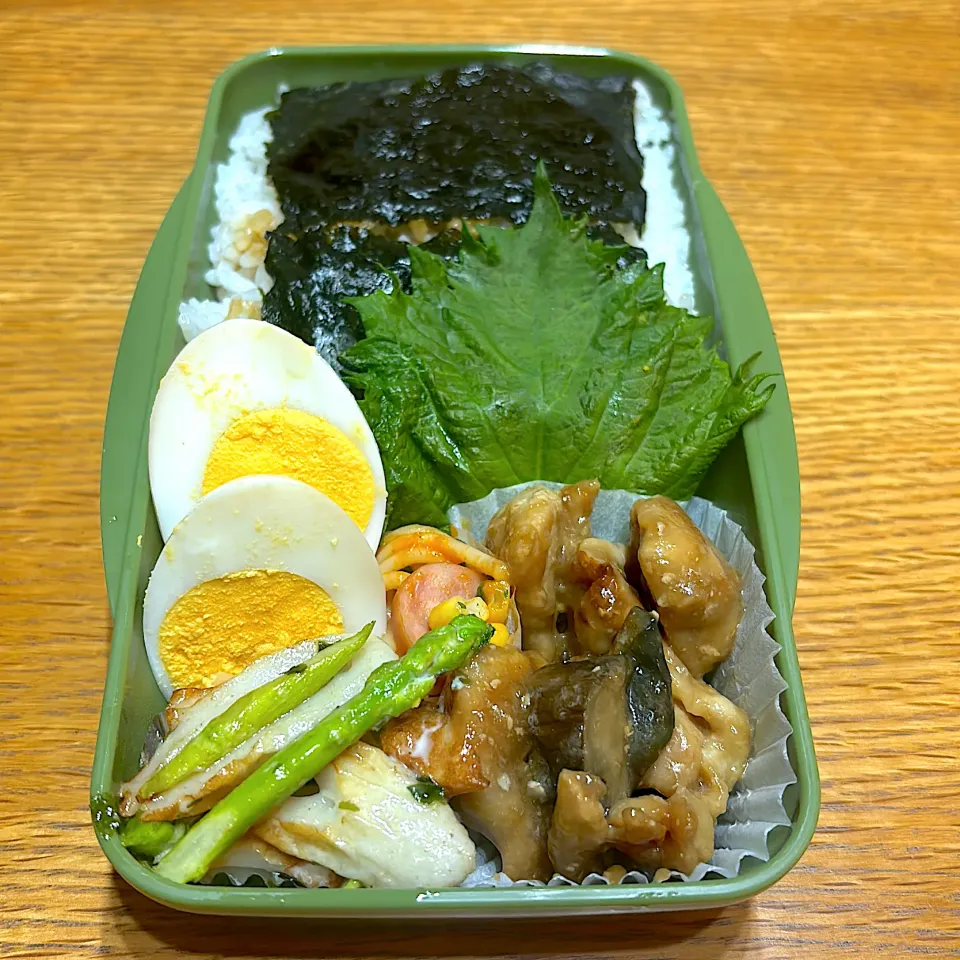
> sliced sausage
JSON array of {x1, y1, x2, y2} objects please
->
[{"x1": 391, "y1": 563, "x2": 486, "y2": 653}]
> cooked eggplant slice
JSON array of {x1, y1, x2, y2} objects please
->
[
  {"x1": 614, "y1": 608, "x2": 676, "y2": 790},
  {"x1": 526, "y1": 607, "x2": 674, "y2": 804}
]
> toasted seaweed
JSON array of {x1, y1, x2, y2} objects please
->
[
  {"x1": 267, "y1": 62, "x2": 646, "y2": 228},
  {"x1": 262, "y1": 61, "x2": 647, "y2": 362},
  {"x1": 263, "y1": 217, "x2": 463, "y2": 368}
]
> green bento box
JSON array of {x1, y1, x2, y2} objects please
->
[{"x1": 92, "y1": 44, "x2": 819, "y2": 917}]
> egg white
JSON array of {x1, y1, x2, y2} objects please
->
[
  {"x1": 148, "y1": 318, "x2": 386, "y2": 548},
  {"x1": 142, "y1": 475, "x2": 387, "y2": 698}
]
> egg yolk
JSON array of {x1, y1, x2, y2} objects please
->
[
  {"x1": 158, "y1": 569, "x2": 343, "y2": 689},
  {"x1": 202, "y1": 408, "x2": 375, "y2": 531}
]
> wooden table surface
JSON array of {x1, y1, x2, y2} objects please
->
[{"x1": 2, "y1": 1, "x2": 959, "y2": 957}]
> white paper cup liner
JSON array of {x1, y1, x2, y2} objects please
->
[{"x1": 448, "y1": 483, "x2": 797, "y2": 886}]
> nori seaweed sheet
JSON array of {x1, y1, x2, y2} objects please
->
[
  {"x1": 263, "y1": 218, "x2": 463, "y2": 367},
  {"x1": 262, "y1": 61, "x2": 647, "y2": 365},
  {"x1": 268, "y1": 61, "x2": 646, "y2": 227}
]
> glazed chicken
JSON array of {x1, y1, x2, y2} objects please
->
[
  {"x1": 645, "y1": 643, "x2": 751, "y2": 818},
  {"x1": 479, "y1": 490, "x2": 751, "y2": 881},
  {"x1": 630, "y1": 496, "x2": 742, "y2": 678},
  {"x1": 547, "y1": 769, "x2": 716, "y2": 880},
  {"x1": 571, "y1": 537, "x2": 642, "y2": 655},
  {"x1": 484, "y1": 483, "x2": 672, "y2": 663},
  {"x1": 485, "y1": 480, "x2": 599, "y2": 662},
  {"x1": 541, "y1": 636, "x2": 750, "y2": 881},
  {"x1": 380, "y1": 644, "x2": 554, "y2": 881}
]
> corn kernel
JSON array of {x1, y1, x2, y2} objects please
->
[
  {"x1": 427, "y1": 595, "x2": 489, "y2": 631},
  {"x1": 489, "y1": 623, "x2": 511, "y2": 647},
  {"x1": 480, "y1": 580, "x2": 511, "y2": 623},
  {"x1": 427, "y1": 596, "x2": 468, "y2": 631}
]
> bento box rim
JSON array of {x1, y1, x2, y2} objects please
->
[{"x1": 93, "y1": 43, "x2": 819, "y2": 917}]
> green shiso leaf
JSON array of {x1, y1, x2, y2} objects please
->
[{"x1": 341, "y1": 166, "x2": 774, "y2": 528}]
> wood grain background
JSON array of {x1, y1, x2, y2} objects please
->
[{"x1": 1, "y1": 0, "x2": 959, "y2": 957}]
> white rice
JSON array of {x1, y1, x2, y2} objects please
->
[
  {"x1": 178, "y1": 81, "x2": 697, "y2": 342},
  {"x1": 177, "y1": 108, "x2": 282, "y2": 341},
  {"x1": 632, "y1": 81, "x2": 697, "y2": 311}
]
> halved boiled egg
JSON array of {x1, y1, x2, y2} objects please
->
[
  {"x1": 142, "y1": 474, "x2": 387, "y2": 698},
  {"x1": 149, "y1": 317, "x2": 386, "y2": 548}
]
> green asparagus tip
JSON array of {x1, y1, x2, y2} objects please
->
[{"x1": 120, "y1": 818, "x2": 187, "y2": 861}]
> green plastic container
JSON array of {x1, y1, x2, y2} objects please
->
[{"x1": 93, "y1": 45, "x2": 819, "y2": 917}]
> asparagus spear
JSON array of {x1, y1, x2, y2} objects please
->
[
  {"x1": 154, "y1": 615, "x2": 492, "y2": 884},
  {"x1": 120, "y1": 818, "x2": 187, "y2": 861},
  {"x1": 141, "y1": 624, "x2": 375, "y2": 800}
]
